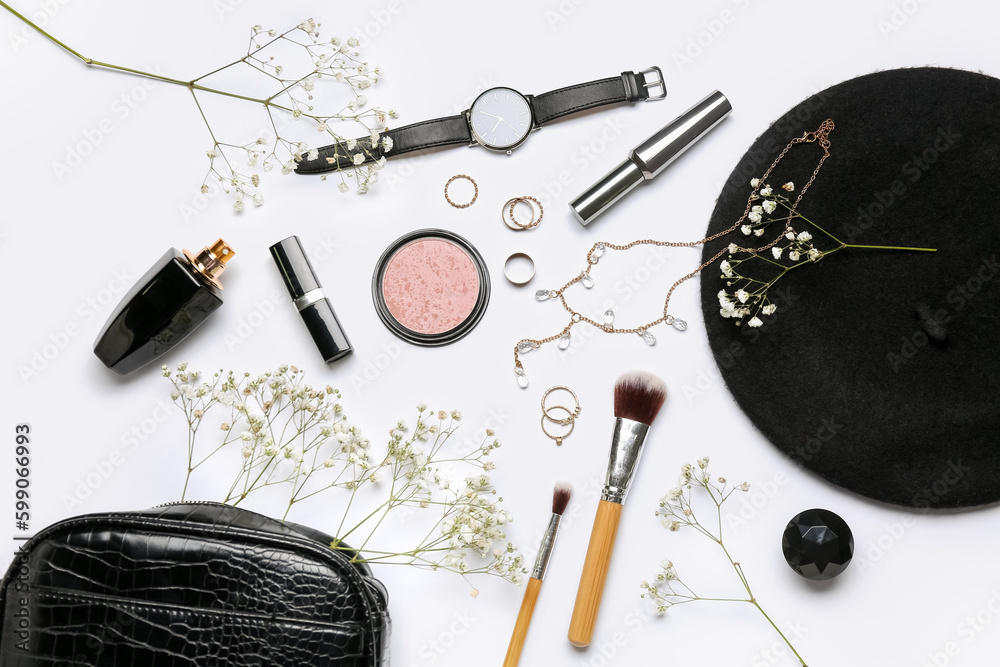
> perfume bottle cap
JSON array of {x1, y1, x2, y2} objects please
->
[{"x1": 183, "y1": 239, "x2": 235, "y2": 289}]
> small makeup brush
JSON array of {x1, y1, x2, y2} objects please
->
[
  {"x1": 502, "y1": 482, "x2": 573, "y2": 667},
  {"x1": 568, "y1": 371, "x2": 667, "y2": 648}
]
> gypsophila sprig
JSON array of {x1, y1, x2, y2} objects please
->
[
  {"x1": 718, "y1": 179, "x2": 936, "y2": 328},
  {"x1": 640, "y1": 458, "x2": 809, "y2": 666},
  {"x1": 0, "y1": 5, "x2": 396, "y2": 207},
  {"x1": 165, "y1": 364, "x2": 526, "y2": 587}
]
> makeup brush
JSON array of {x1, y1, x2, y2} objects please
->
[
  {"x1": 568, "y1": 371, "x2": 667, "y2": 647},
  {"x1": 502, "y1": 481, "x2": 573, "y2": 667}
]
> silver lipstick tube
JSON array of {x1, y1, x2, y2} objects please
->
[
  {"x1": 570, "y1": 90, "x2": 732, "y2": 226},
  {"x1": 531, "y1": 513, "x2": 562, "y2": 580},
  {"x1": 601, "y1": 418, "x2": 651, "y2": 504}
]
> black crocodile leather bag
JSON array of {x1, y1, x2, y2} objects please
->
[{"x1": 0, "y1": 502, "x2": 390, "y2": 666}]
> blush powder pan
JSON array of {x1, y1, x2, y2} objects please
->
[{"x1": 372, "y1": 229, "x2": 491, "y2": 346}]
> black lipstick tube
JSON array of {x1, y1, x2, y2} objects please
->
[{"x1": 270, "y1": 236, "x2": 353, "y2": 364}]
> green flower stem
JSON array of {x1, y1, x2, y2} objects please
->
[
  {"x1": 0, "y1": 1, "x2": 273, "y2": 104},
  {"x1": 779, "y1": 200, "x2": 936, "y2": 253},
  {"x1": 844, "y1": 243, "x2": 937, "y2": 252}
]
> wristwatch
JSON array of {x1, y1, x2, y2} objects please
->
[{"x1": 295, "y1": 67, "x2": 665, "y2": 174}]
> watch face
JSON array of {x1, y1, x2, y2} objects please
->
[{"x1": 469, "y1": 87, "x2": 533, "y2": 151}]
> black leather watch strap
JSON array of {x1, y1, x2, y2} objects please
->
[
  {"x1": 531, "y1": 71, "x2": 655, "y2": 127},
  {"x1": 295, "y1": 114, "x2": 471, "y2": 174}
]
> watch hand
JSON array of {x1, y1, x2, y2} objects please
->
[
  {"x1": 478, "y1": 111, "x2": 501, "y2": 120},
  {"x1": 491, "y1": 118, "x2": 502, "y2": 132},
  {"x1": 501, "y1": 118, "x2": 519, "y2": 133}
]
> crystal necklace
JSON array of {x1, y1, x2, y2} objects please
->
[{"x1": 512, "y1": 119, "x2": 835, "y2": 388}]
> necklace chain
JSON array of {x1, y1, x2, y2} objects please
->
[{"x1": 513, "y1": 119, "x2": 835, "y2": 385}]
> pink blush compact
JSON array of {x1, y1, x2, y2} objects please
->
[{"x1": 373, "y1": 230, "x2": 491, "y2": 346}]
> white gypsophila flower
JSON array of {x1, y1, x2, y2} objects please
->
[
  {"x1": 369, "y1": 129, "x2": 380, "y2": 143},
  {"x1": 381, "y1": 136, "x2": 393, "y2": 152},
  {"x1": 748, "y1": 211, "x2": 762, "y2": 224},
  {"x1": 356, "y1": 95, "x2": 367, "y2": 107},
  {"x1": 741, "y1": 225, "x2": 752, "y2": 235},
  {"x1": 750, "y1": 178, "x2": 760, "y2": 187},
  {"x1": 753, "y1": 229, "x2": 764, "y2": 236},
  {"x1": 338, "y1": 182, "x2": 349, "y2": 193},
  {"x1": 316, "y1": 122, "x2": 328, "y2": 133},
  {"x1": 347, "y1": 36, "x2": 360, "y2": 47},
  {"x1": 772, "y1": 247, "x2": 783, "y2": 259},
  {"x1": 762, "y1": 199, "x2": 777, "y2": 214},
  {"x1": 789, "y1": 251, "x2": 800, "y2": 261},
  {"x1": 762, "y1": 304, "x2": 776, "y2": 315},
  {"x1": 233, "y1": 200, "x2": 245, "y2": 212},
  {"x1": 748, "y1": 317, "x2": 763, "y2": 328},
  {"x1": 346, "y1": 138, "x2": 357, "y2": 150},
  {"x1": 720, "y1": 260, "x2": 733, "y2": 277},
  {"x1": 307, "y1": 148, "x2": 319, "y2": 161},
  {"x1": 253, "y1": 194, "x2": 264, "y2": 206},
  {"x1": 728, "y1": 243, "x2": 738, "y2": 253},
  {"x1": 353, "y1": 154, "x2": 365, "y2": 166},
  {"x1": 797, "y1": 231, "x2": 812, "y2": 241},
  {"x1": 760, "y1": 186, "x2": 772, "y2": 196},
  {"x1": 808, "y1": 248, "x2": 822, "y2": 261},
  {"x1": 736, "y1": 289, "x2": 749, "y2": 303}
]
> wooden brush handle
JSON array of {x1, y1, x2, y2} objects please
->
[
  {"x1": 503, "y1": 577, "x2": 542, "y2": 667},
  {"x1": 569, "y1": 499, "x2": 623, "y2": 647}
]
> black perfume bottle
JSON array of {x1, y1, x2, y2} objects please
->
[{"x1": 94, "y1": 239, "x2": 235, "y2": 375}]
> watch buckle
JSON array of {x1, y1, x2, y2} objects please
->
[{"x1": 640, "y1": 66, "x2": 666, "y2": 101}]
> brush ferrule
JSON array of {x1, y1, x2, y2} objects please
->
[
  {"x1": 601, "y1": 417, "x2": 651, "y2": 504},
  {"x1": 531, "y1": 513, "x2": 562, "y2": 580}
]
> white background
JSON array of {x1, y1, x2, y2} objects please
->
[{"x1": 1, "y1": 1, "x2": 998, "y2": 666}]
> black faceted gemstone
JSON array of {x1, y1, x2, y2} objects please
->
[{"x1": 781, "y1": 508, "x2": 854, "y2": 581}]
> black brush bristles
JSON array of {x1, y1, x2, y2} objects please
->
[
  {"x1": 613, "y1": 371, "x2": 667, "y2": 425},
  {"x1": 552, "y1": 482, "x2": 573, "y2": 516}
]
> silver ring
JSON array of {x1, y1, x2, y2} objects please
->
[{"x1": 503, "y1": 252, "x2": 535, "y2": 286}]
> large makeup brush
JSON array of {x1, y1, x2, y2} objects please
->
[
  {"x1": 502, "y1": 482, "x2": 573, "y2": 667},
  {"x1": 568, "y1": 371, "x2": 667, "y2": 647}
]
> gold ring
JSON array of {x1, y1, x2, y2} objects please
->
[
  {"x1": 542, "y1": 385, "x2": 581, "y2": 424},
  {"x1": 502, "y1": 196, "x2": 543, "y2": 230},
  {"x1": 541, "y1": 406, "x2": 575, "y2": 446},
  {"x1": 445, "y1": 174, "x2": 478, "y2": 208}
]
